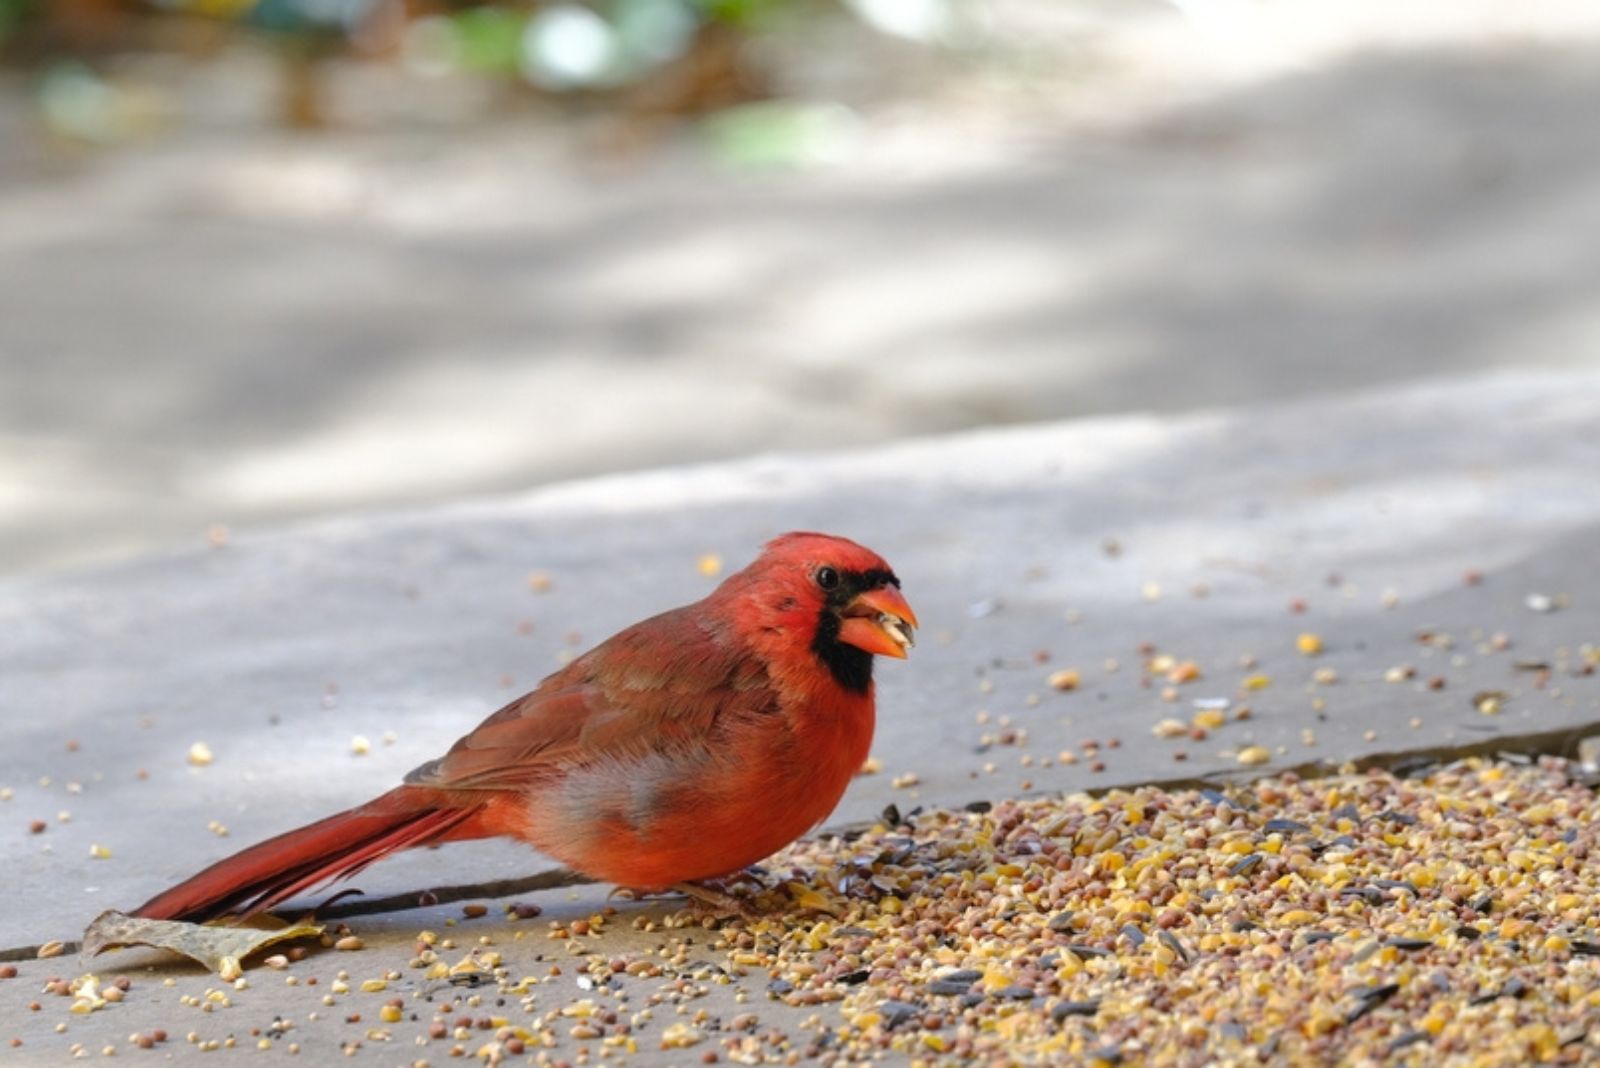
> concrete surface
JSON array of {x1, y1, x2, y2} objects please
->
[
  {"x1": 6, "y1": 881, "x2": 845, "y2": 1066},
  {"x1": 6, "y1": 4, "x2": 1600, "y2": 576},
  {"x1": 3, "y1": 370, "x2": 1600, "y2": 1063},
  {"x1": 3, "y1": 367, "x2": 1598, "y2": 963}
]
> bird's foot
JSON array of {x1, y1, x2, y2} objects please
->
[
  {"x1": 670, "y1": 881, "x2": 761, "y2": 922},
  {"x1": 607, "y1": 880, "x2": 761, "y2": 921}
]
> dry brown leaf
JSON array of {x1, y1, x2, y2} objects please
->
[{"x1": 81, "y1": 910, "x2": 323, "y2": 975}]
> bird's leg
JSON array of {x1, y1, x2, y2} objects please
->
[
  {"x1": 718, "y1": 866, "x2": 770, "y2": 891},
  {"x1": 670, "y1": 880, "x2": 760, "y2": 921},
  {"x1": 606, "y1": 880, "x2": 759, "y2": 920}
]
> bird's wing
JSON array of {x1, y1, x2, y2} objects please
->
[{"x1": 405, "y1": 606, "x2": 779, "y2": 792}]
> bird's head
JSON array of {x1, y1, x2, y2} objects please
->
[{"x1": 726, "y1": 532, "x2": 918, "y2": 693}]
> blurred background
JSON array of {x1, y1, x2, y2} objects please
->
[{"x1": 3, "y1": 0, "x2": 1600, "y2": 576}]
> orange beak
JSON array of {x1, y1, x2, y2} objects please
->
[{"x1": 837, "y1": 585, "x2": 919, "y2": 659}]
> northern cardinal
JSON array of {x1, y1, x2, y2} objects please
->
[{"x1": 133, "y1": 532, "x2": 916, "y2": 923}]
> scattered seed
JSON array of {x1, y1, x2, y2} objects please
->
[
  {"x1": 1167, "y1": 660, "x2": 1201, "y2": 684},
  {"x1": 1047, "y1": 669, "x2": 1080, "y2": 691},
  {"x1": 1053, "y1": 1000, "x2": 1102, "y2": 1020}
]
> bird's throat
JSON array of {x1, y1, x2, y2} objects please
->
[{"x1": 810, "y1": 611, "x2": 874, "y2": 694}]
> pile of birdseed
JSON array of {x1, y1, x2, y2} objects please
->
[
  {"x1": 9, "y1": 757, "x2": 1600, "y2": 1066},
  {"x1": 697, "y1": 755, "x2": 1600, "y2": 1065}
]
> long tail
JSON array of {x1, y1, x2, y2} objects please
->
[{"x1": 132, "y1": 786, "x2": 489, "y2": 924}]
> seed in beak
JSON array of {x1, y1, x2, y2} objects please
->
[{"x1": 879, "y1": 614, "x2": 914, "y2": 650}]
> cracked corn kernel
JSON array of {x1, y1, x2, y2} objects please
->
[
  {"x1": 1048, "y1": 669, "x2": 1080, "y2": 691},
  {"x1": 659, "y1": 1023, "x2": 702, "y2": 1049},
  {"x1": 1167, "y1": 661, "x2": 1201, "y2": 684}
]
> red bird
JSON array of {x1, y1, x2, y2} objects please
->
[{"x1": 133, "y1": 532, "x2": 917, "y2": 923}]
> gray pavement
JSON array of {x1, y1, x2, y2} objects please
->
[
  {"x1": 2, "y1": 370, "x2": 1599, "y2": 1062},
  {"x1": 3, "y1": 368, "x2": 1598, "y2": 954},
  {"x1": 6, "y1": 881, "x2": 858, "y2": 1067},
  {"x1": 5, "y1": 7, "x2": 1600, "y2": 1059}
]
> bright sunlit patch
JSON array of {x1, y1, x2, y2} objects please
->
[
  {"x1": 522, "y1": 4, "x2": 620, "y2": 90},
  {"x1": 844, "y1": 0, "x2": 988, "y2": 46}
]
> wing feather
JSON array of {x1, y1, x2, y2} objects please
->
[{"x1": 406, "y1": 606, "x2": 780, "y2": 792}]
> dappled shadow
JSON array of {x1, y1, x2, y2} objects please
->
[{"x1": 3, "y1": 41, "x2": 1600, "y2": 569}]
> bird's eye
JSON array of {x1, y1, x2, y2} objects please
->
[{"x1": 815, "y1": 566, "x2": 840, "y2": 590}]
